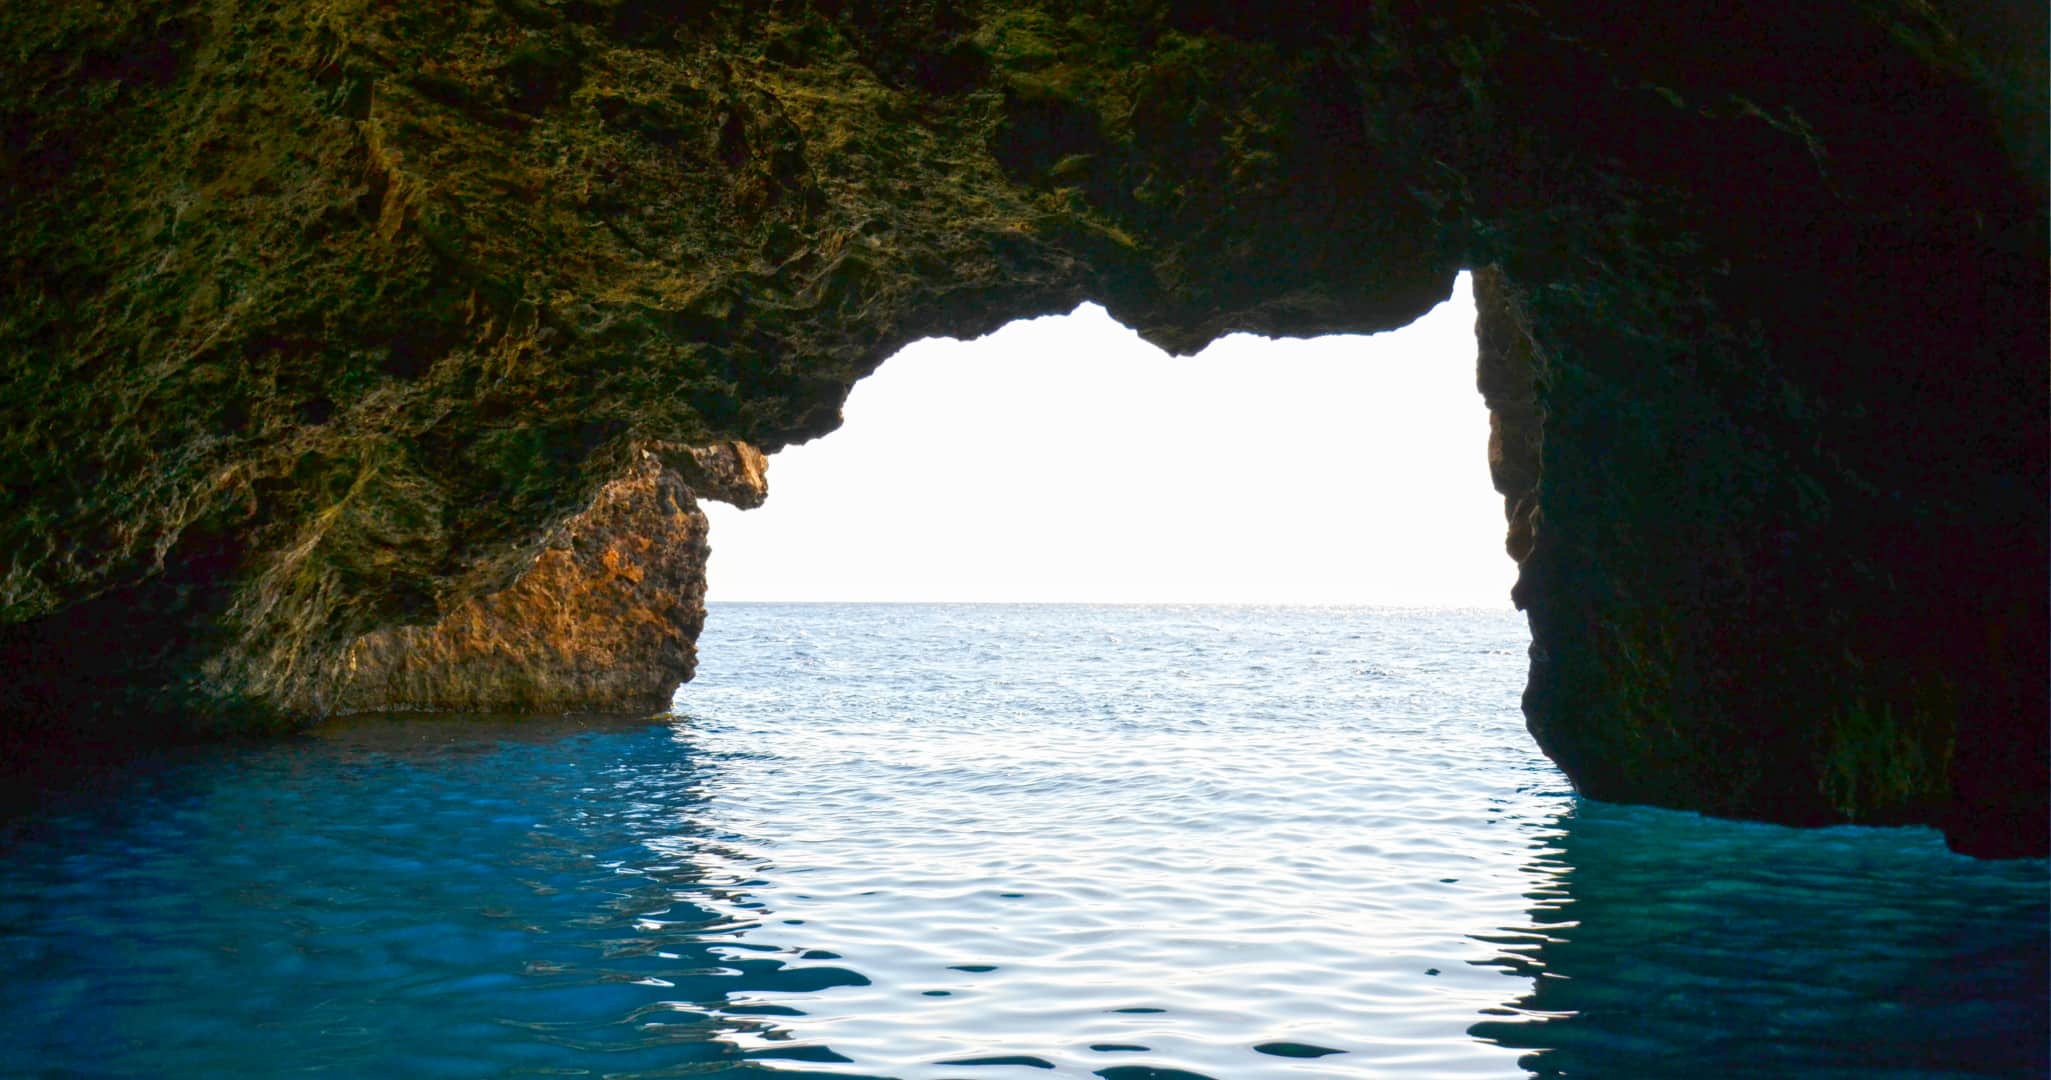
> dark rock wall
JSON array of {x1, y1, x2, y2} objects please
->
[
  {"x1": 1, "y1": 1, "x2": 2041, "y2": 854},
  {"x1": 1464, "y1": 3, "x2": 2047, "y2": 856}
]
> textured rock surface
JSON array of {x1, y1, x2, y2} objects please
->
[
  {"x1": 0, "y1": 1, "x2": 2042, "y2": 854},
  {"x1": 283, "y1": 440, "x2": 764, "y2": 715}
]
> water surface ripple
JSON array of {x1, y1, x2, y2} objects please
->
[{"x1": 1, "y1": 604, "x2": 2042, "y2": 1078}]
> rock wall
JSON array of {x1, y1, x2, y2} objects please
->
[
  {"x1": 269, "y1": 440, "x2": 764, "y2": 715},
  {"x1": 0, "y1": 1, "x2": 2042, "y2": 854}
]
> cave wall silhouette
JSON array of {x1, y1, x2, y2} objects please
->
[{"x1": 0, "y1": 1, "x2": 2043, "y2": 855}]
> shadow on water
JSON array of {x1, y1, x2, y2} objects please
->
[
  {"x1": 0, "y1": 711, "x2": 669, "y2": 841},
  {"x1": 1468, "y1": 799, "x2": 2051, "y2": 1079},
  {"x1": 0, "y1": 714, "x2": 882, "y2": 1079}
]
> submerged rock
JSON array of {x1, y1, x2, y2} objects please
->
[{"x1": 0, "y1": 2, "x2": 2041, "y2": 855}]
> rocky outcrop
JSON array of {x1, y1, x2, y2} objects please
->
[
  {"x1": 282, "y1": 441, "x2": 764, "y2": 715},
  {"x1": 0, "y1": 2, "x2": 2042, "y2": 854}
]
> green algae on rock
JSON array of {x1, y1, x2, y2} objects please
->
[{"x1": 0, "y1": 1, "x2": 2042, "y2": 856}]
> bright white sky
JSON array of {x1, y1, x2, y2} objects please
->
[{"x1": 702, "y1": 271, "x2": 1516, "y2": 607}]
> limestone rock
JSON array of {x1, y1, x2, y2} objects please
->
[
  {"x1": 0, "y1": 1, "x2": 2041, "y2": 854},
  {"x1": 306, "y1": 444, "x2": 760, "y2": 715}
]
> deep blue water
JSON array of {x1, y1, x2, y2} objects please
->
[{"x1": 2, "y1": 604, "x2": 2044, "y2": 1078}]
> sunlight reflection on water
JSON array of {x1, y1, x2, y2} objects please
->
[{"x1": 0, "y1": 604, "x2": 2042, "y2": 1078}]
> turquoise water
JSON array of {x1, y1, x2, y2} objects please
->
[{"x1": 2, "y1": 604, "x2": 2043, "y2": 1078}]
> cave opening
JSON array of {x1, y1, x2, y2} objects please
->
[{"x1": 701, "y1": 271, "x2": 1517, "y2": 610}]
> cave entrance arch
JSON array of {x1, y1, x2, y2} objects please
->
[
  {"x1": 700, "y1": 274, "x2": 1517, "y2": 610},
  {"x1": 0, "y1": 0, "x2": 2037, "y2": 857}
]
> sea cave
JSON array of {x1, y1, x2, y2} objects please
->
[
  {"x1": 0, "y1": 2, "x2": 2042, "y2": 859},
  {"x1": 2, "y1": 2, "x2": 2048, "y2": 1075}
]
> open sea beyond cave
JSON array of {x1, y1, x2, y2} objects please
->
[{"x1": 2, "y1": 604, "x2": 2045, "y2": 1078}]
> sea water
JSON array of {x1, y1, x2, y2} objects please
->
[{"x1": 2, "y1": 604, "x2": 2043, "y2": 1078}]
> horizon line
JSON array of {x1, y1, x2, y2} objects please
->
[{"x1": 705, "y1": 598, "x2": 1518, "y2": 610}]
